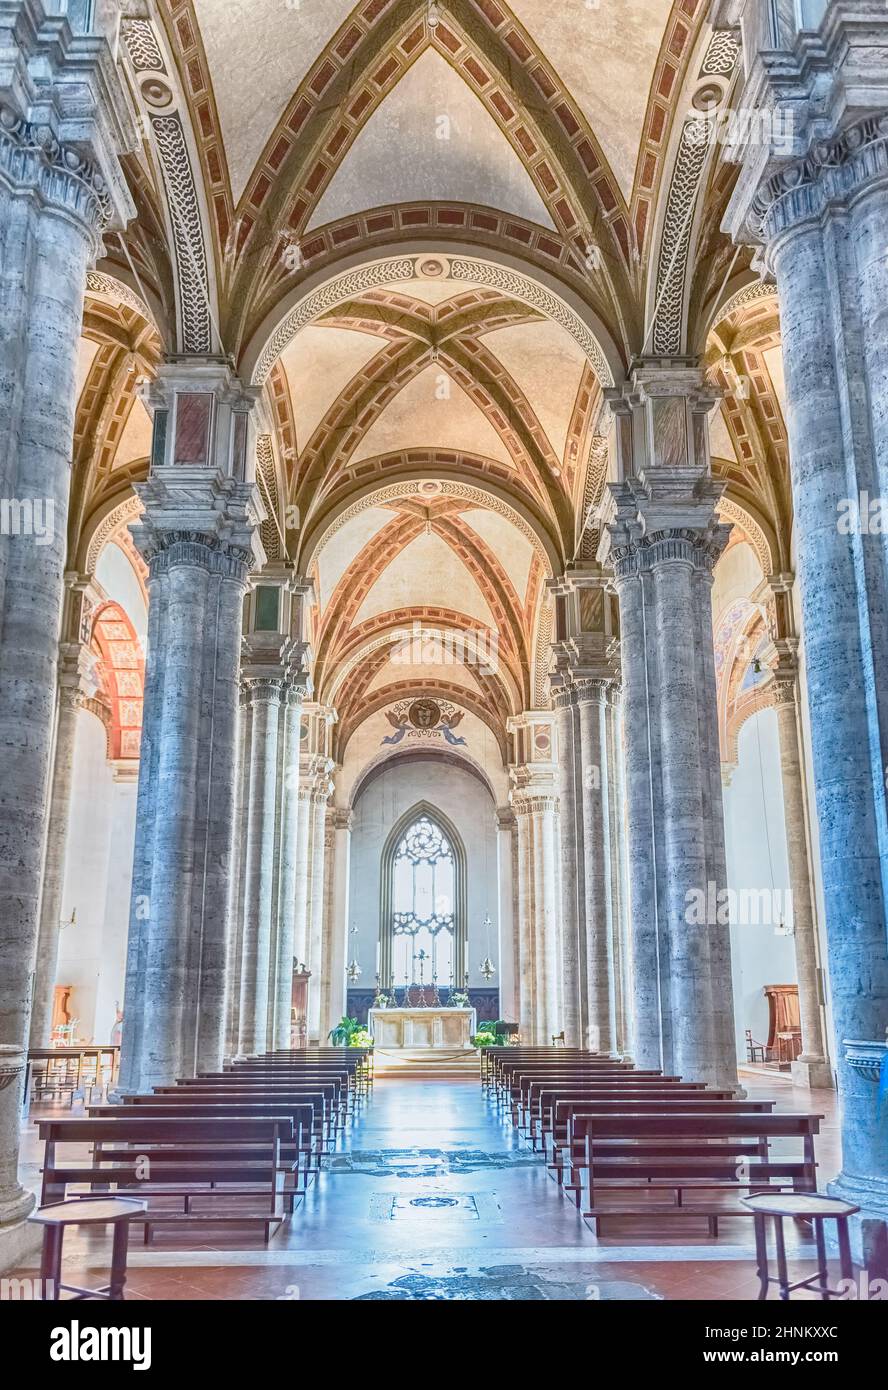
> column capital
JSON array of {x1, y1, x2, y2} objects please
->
[
  {"x1": 508, "y1": 758, "x2": 558, "y2": 816},
  {"x1": 332, "y1": 807, "x2": 353, "y2": 832},
  {"x1": 495, "y1": 805, "x2": 516, "y2": 832},
  {"x1": 716, "y1": 3, "x2": 888, "y2": 257},
  {"x1": 131, "y1": 469, "x2": 266, "y2": 579},
  {"x1": 241, "y1": 673, "x2": 287, "y2": 706},
  {"x1": 0, "y1": 1, "x2": 138, "y2": 239},
  {"x1": 597, "y1": 359, "x2": 730, "y2": 573}
]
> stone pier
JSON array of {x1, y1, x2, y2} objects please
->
[
  {"x1": 718, "y1": 0, "x2": 888, "y2": 1266},
  {"x1": 118, "y1": 362, "x2": 265, "y2": 1092},
  {"x1": 0, "y1": 0, "x2": 135, "y2": 1269}
]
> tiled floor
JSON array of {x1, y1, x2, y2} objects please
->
[{"x1": 11, "y1": 1074, "x2": 840, "y2": 1301}]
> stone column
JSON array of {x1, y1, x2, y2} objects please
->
[
  {"x1": 533, "y1": 795, "x2": 560, "y2": 1043},
  {"x1": 323, "y1": 807, "x2": 351, "y2": 1035},
  {"x1": 495, "y1": 808, "x2": 518, "y2": 1022},
  {"x1": 575, "y1": 679, "x2": 618, "y2": 1055},
  {"x1": 291, "y1": 778, "x2": 313, "y2": 971},
  {"x1": 511, "y1": 798, "x2": 536, "y2": 1040},
  {"x1": 509, "y1": 714, "x2": 560, "y2": 1042},
  {"x1": 29, "y1": 625, "x2": 96, "y2": 1047},
  {"x1": 718, "y1": 0, "x2": 888, "y2": 1266},
  {"x1": 600, "y1": 362, "x2": 738, "y2": 1091},
  {"x1": 272, "y1": 681, "x2": 307, "y2": 1048},
  {"x1": 305, "y1": 775, "x2": 333, "y2": 1041},
  {"x1": 297, "y1": 705, "x2": 335, "y2": 1042},
  {"x1": 118, "y1": 364, "x2": 265, "y2": 1092},
  {"x1": 605, "y1": 686, "x2": 633, "y2": 1055},
  {"x1": 551, "y1": 687, "x2": 583, "y2": 1044},
  {"x1": 0, "y1": 4, "x2": 135, "y2": 1264},
  {"x1": 237, "y1": 675, "x2": 285, "y2": 1055},
  {"x1": 224, "y1": 688, "x2": 251, "y2": 1056},
  {"x1": 769, "y1": 663, "x2": 832, "y2": 1089}
]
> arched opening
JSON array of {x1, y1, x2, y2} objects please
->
[{"x1": 380, "y1": 802, "x2": 467, "y2": 992}]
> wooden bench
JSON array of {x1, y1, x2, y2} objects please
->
[
  {"x1": 569, "y1": 1110, "x2": 821, "y2": 1234},
  {"x1": 529, "y1": 1082, "x2": 723, "y2": 1151},
  {"x1": 93, "y1": 1097, "x2": 317, "y2": 1193},
  {"x1": 37, "y1": 1115, "x2": 295, "y2": 1244}
]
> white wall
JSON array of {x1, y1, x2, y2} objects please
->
[
  {"x1": 54, "y1": 718, "x2": 138, "y2": 1044},
  {"x1": 347, "y1": 758, "x2": 500, "y2": 992},
  {"x1": 723, "y1": 707, "x2": 798, "y2": 1057},
  {"x1": 55, "y1": 711, "x2": 114, "y2": 1041}
]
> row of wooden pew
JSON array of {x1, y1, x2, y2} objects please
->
[
  {"x1": 37, "y1": 1048, "x2": 373, "y2": 1244},
  {"x1": 484, "y1": 1047, "x2": 823, "y2": 1237}
]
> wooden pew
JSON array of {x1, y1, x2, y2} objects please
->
[
  {"x1": 569, "y1": 1109, "x2": 821, "y2": 1234},
  {"x1": 37, "y1": 1115, "x2": 295, "y2": 1244},
  {"x1": 92, "y1": 1098, "x2": 316, "y2": 1195},
  {"x1": 529, "y1": 1081, "x2": 720, "y2": 1151}
]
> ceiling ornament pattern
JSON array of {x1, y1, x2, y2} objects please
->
[
  {"x1": 121, "y1": 18, "x2": 213, "y2": 355},
  {"x1": 86, "y1": 271, "x2": 156, "y2": 327},
  {"x1": 650, "y1": 29, "x2": 740, "y2": 357},
  {"x1": 252, "y1": 259, "x2": 414, "y2": 384},
  {"x1": 450, "y1": 258, "x2": 612, "y2": 383},
  {"x1": 308, "y1": 474, "x2": 552, "y2": 573},
  {"x1": 83, "y1": 494, "x2": 145, "y2": 576}
]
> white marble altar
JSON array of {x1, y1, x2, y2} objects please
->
[{"x1": 368, "y1": 1007, "x2": 476, "y2": 1050}]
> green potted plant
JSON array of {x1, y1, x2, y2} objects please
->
[
  {"x1": 328, "y1": 1015, "x2": 360, "y2": 1047},
  {"x1": 471, "y1": 1029, "x2": 497, "y2": 1048}
]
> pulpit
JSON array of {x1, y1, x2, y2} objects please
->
[{"x1": 368, "y1": 1007, "x2": 476, "y2": 1050}]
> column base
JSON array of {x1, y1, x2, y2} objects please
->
[
  {"x1": 0, "y1": 1211, "x2": 41, "y2": 1275},
  {"x1": 791, "y1": 1056, "x2": 835, "y2": 1090},
  {"x1": 827, "y1": 1172, "x2": 888, "y2": 1279}
]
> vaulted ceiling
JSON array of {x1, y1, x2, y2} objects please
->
[{"x1": 72, "y1": 0, "x2": 792, "y2": 770}]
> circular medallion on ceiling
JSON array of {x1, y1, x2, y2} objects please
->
[
  {"x1": 415, "y1": 480, "x2": 443, "y2": 498},
  {"x1": 415, "y1": 256, "x2": 449, "y2": 279},
  {"x1": 690, "y1": 78, "x2": 726, "y2": 113},
  {"x1": 140, "y1": 77, "x2": 173, "y2": 109},
  {"x1": 408, "y1": 699, "x2": 441, "y2": 730}
]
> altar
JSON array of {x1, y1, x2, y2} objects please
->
[{"x1": 368, "y1": 1006, "x2": 476, "y2": 1051}]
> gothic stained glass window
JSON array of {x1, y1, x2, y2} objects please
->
[{"x1": 390, "y1": 815, "x2": 455, "y2": 985}]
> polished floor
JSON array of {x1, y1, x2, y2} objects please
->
[{"x1": 11, "y1": 1069, "x2": 841, "y2": 1301}]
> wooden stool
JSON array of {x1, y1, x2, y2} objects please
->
[
  {"x1": 29, "y1": 1196, "x2": 147, "y2": 1301},
  {"x1": 741, "y1": 1191, "x2": 859, "y2": 1300}
]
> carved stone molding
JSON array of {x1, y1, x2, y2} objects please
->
[
  {"x1": 750, "y1": 114, "x2": 888, "y2": 250},
  {"x1": 0, "y1": 102, "x2": 111, "y2": 232}
]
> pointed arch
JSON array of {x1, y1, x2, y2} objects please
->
[{"x1": 378, "y1": 799, "x2": 468, "y2": 988}]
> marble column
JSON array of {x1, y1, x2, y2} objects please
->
[
  {"x1": 600, "y1": 362, "x2": 739, "y2": 1091},
  {"x1": 769, "y1": 667, "x2": 832, "y2": 1088},
  {"x1": 29, "y1": 634, "x2": 95, "y2": 1047},
  {"x1": 552, "y1": 687, "x2": 583, "y2": 1044},
  {"x1": 272, "y1": 682, "x2": 307, "y2": 1048},
  {"x1": 323, "y1": 807, "x2": 351, "y2": 1035},
  {"x1": 224, "y1": 688, "x2": 251, "y2": 1057},
  {"x1": 607, "y1": 552, "x2": 666, "y2": 1071},
  {"x1": 495, "y1": 808, "x2": 518, "y2": 1023},
  {"x1": 0, "y1": 3, "x2": 134, "y2": 1264},
  {"x1": 291, "y1": 779, "x2": 313, "y2": 972},
  {"x1": 605, "y1": 687, "x2": 633, "y2": 1055},
  {"x1": 118, "y1": 365, "x2": 265, "y2": 1092},
  {"x1": 511, "y1": 798, "x2": 537, "y2": 1041},
  {"x1": 509, "y1": 715, "x2": 560, "y2": 1042},
  {"x1": 575, "y1": 679, "x2": 618, "y2": 1055},
  {"x1": 305, "y1": 777, "x2": 333, "y2": 1042},
  {"x1": 718, "y1": 0, "x2": 888, "y2": 1267},
  {"x1": 237, "y1": 675, "x2": 285, "y2": 1055}
]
